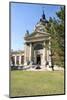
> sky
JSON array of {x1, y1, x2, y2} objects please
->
[{"x1": 11, "y1": 2, "x2": 63, "y2": 51}]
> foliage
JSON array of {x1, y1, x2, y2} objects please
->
[{"x1": 46, "y1": 7, "x2": 65, "y2": 67}]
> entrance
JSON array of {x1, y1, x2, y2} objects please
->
[{"x1": 37, "y1": 55, "x2": 41, "y2": 65}]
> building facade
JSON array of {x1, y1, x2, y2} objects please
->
[
  {"x1": 24, "y1": 12, "x2": 51, "y2": 68},
  {"x1": 11, "y1": 12, "x2": 52, "y2": 69}
]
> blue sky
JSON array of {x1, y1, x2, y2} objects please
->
[{"x1": 11, "y1": 2, "x2": 63, "y2": 51}]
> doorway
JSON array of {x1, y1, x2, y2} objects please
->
[{"x1": 37, "y1": 55, "x2": 41, "y2": 65}]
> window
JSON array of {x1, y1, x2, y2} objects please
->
[
  {"x1": 21, "y1": 56, "x2": 24, "y2": 64},
  {"x1": 34, "y1": 44, "x2": 43, "y2": 50}
]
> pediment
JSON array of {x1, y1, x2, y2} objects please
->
[
  {"x1": 24, "y1": 31, "x2": 50, "y2": 41},
  {"x1": 32, "y1": 33, "x2": 45, "y2": 37},
  {"x1": 29, "y1": 31, "x2": 49, "y2": 38}
]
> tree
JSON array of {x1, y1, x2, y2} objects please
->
[
  {"x1": 46, "y1": 6, "x2": 65, "y2": 67},
  {"x1": 56, "y1": 6, "x2": 65, "y2": 67}
]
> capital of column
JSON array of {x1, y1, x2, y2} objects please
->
[{"x1": 30, "y1": 43, "x2": 32, "y2": 46}]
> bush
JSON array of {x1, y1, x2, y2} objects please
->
[{"x1": 11, "y1": 66, "x2": 18, "y2": 70}]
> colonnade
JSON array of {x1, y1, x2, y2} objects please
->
[{"x1": 11, "y1": 55, "x2": 24, "y2": 66}]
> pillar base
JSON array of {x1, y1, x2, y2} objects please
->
[
  {"x1": 24, "y1": 62, "x2": 27, "y2": 66},
  {"x1": 29, "y1": 61, "x2": 33, "y2": 65},
  {"x1": 49, "y1": 61, "x2": 52, "y2": 67}
]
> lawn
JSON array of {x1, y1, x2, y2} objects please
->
[{"x1": 10, "y1": 70, "x2": 64, "y2": 97}]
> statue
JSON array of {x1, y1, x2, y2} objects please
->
[{"x1": 25, "y1": 30, "x2": 29, "y2": 37}]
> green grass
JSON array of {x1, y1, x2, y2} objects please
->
[{"x1": 10, "y1": 70, "x2": 64, "y2": 97}]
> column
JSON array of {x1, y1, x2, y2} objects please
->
[
  {"x1": 34, "y1": 50, "x2": 36, "y2": 64},
  {"x1": 15, "y1": 56, "x2": 16, "y2": 66},
  {"x1": 47, "y1": 50, "x2": 49, "y2": 61},
  {"x1": 29, "y1": 43, "x2": 32, "y2": 63},
  {"x1": 43, "y1": 41, "x2": 46, "y2": 66},
  {"x1": 48, "y1": 40, "x2": 52, "y2": 67},
  {"x1": 24, "y1": 43, "x2": 27, "y2": 65},
  {"x1": 19, "y1": 56, "x2": 21, "y2": 66}
]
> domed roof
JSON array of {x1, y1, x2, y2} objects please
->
[{"x1": 24, "y1": 11, "x2": 49, "y2": 40}]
